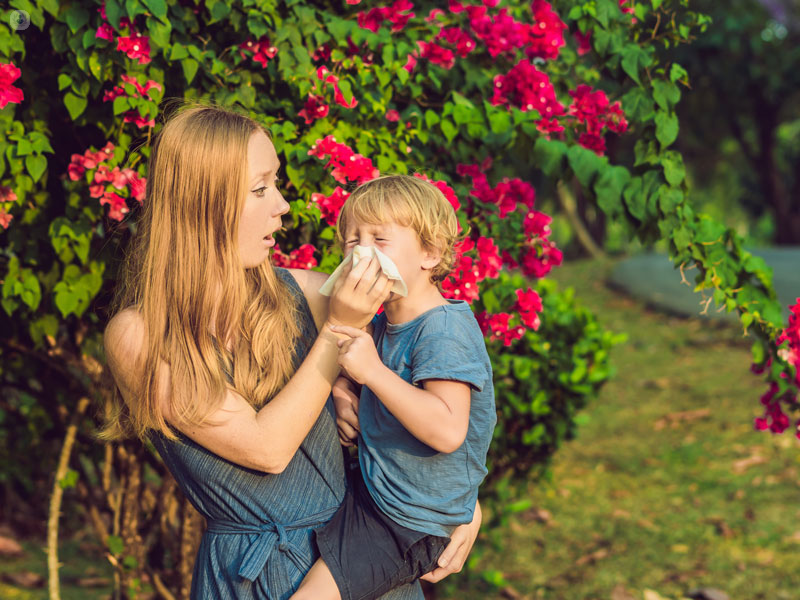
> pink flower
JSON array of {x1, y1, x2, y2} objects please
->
[
  {"x1": 116, "y1": 32, "x2": 151, "y2": 65},
  {"x1": 0, "y1": 186, "x2": 17, "y2": 204},
  {"x1": 417, "y1": 41, "x2": 456, "y2": 70},
  {"x1": 125, "y1": 170, "x2": 146, "y2": 202},
  {"x1": 357, "y1": 0, "x2": 415, "y2": 33},
  {"x1": 316, "y1": 67, "x2": 358, "y2": 109},
  {"x1": 0, "y1": 208, "x2": 12, "y2": 230},
  {"x1": 96, "y1": 23, "x2": 114, "y2": 41},
  {"x1": 100, "y1": 191, "x2": 129, "y2": 221},
  {"x1": 476, "y1": 237, "x2": 502, "y2": 280},
  {"x1": 347, "y1": 0, "x2": 362, "y2": 4},
  {"x1": 311, "y1": 187, "x2": 351, "y2": 226},
  {"x1": 526, "y1": 0, "x2": 567, "y2": 61},
  {"x1": 578, "y1": 132, "x2": 606, "y2": 155},
  {"x1": 515, "y1": 288, "x2": 543, "y2": 330},
  {"x1": 491, "y1": 60, "x2": 565, "y2": 126},
  {"x1": 385, "y1": 109, "x2": 400, "y2": 122},
  {"x1": 272, "y1": 243, "x2": 318, "y2": 269},
  {"x1": 0, "y1": 62, "x2": 24, "y2": 109},
  {"x1": 437, "y1": 27, "x2": 476, "y2": 58},
  {"x1": 298, "y1": 94, "x2": 330, "y2": 125},
  {"x1": 308, "y1": 136, "x2": 379, "y2": 185},
  {"x1": 574, "y1": 30, "x2": 592, "y2": 55},
  {"x1": 123, "y1": 112, "x2": 155, "y2": 129},
  {"x1": 426, "y1": 8, "x2": 445, "y2": 21},
  {"x1": 239, "y1": 37, "x2": 278, "y2": 68}
]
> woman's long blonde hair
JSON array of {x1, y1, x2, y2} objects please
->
[{"x1": 103, "y1": 103, "x2": 300, "y2": 440}]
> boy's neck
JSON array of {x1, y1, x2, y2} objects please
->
[{"x1": 382, "y1": 280, "x2": 449, "y2": 325}]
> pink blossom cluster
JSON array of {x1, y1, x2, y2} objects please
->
[
  {"x1": 238, "y1": 37, "x2": 278, "y2": 68},
  {"x1": 441, "y1": 237, "x2": 501, "y2": 304},
  {"x1": 0, "y1": 186, "x2": 17, "y2": 230},
  {"x1": 357, "y1": 0, "x2": 415, "y2": 33},
  {"x1": 457, "y1": 160, "x2": 562, "y2": 279},
  {"x1": 310, "y1": 187, "x2": 351, "y2": 226},
  {"x1": 271, "y1": 243, "x2": 318, "y2": 270},
  {"x1": 475, "y1": 286, "x2": 542, "y2": 346},
  {"x1": 526, "y1": 0, "x2": 567, "y2": 60},
  {"x1": 753, "y1": 299, "x2": 800, "y2": 438},
  {"x1": 0, "y1": 62, "x2": 23, "y2": 109},
  {"x1": 298, "y1": 94, "x2": 329, "y2": 125},
  {"x1": 491, "y1": 60, "x2": 565, "y2": 134},
  {"x1": 103, "y1": 74, "x2": 162, "y2": 128},
  {"x1": 316, "y1": 66, "x2": 358, "y2": 110},
  {"x1": 567, "y1": 84, "x2": 628, "y2": 155},
  {"x1": 67, "y1": 143, "x2": 145, "y2": 221},
  {"x1": 619, "y1": 0, "x2": 637, "y2": 23},
  {"x1": 450, "y1": 2, "x2": 527, "y2": 59},
  {"x1": 437, "y1": 27, "x2": 477, "y2": 58},
  {"x1": 776, "y1": 299, "x2": 800, "y2": 387},
  {"x1": 308, "y1": 136, "x2": 379, "y2": 186},
  {"x1": 96, "y1": 5, "x2": 151, "y2": 65}
]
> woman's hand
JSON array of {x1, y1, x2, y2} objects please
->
[
  {"x1": 327, "y1": 257, "x2": 392, "y2": 330},
  {"x1": 420, "y1": 501, "x2": 482, "y2": 583},
  {"x1": 332, "y1": 376, "x2": 360, "y2": 447}
]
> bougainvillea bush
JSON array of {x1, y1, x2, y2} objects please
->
[{"x1": 0, "y1": 0, "x2": 792, "y2": 596}]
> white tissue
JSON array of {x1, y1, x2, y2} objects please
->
[{"x1": 318, "y1": 245, "x2": 408, "y2": 297}]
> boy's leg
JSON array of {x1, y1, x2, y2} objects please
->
[{"x1": 290, "y1": 558, "x2": 342, "y2": 600}]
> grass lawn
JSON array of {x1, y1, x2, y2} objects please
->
[
  {"x1": 2, "y1": 257, "x2": 798, "y2": 599},
  {"x1": 447, "y1": 258, "x2": 800, "y2": 600}
]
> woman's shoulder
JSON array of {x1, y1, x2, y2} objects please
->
[
  {"x1": 104, "y1": 307, "x2": 147, "y2": 388},
  {"x1": 282, "y1": 268, "x2": 329, "y2": 331}
]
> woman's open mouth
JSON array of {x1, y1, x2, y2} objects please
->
[{"x1": 263, "y1": 234, "x2": 276, "y2": 248}]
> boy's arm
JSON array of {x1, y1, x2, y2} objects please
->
[{"x1": 330, "y1": 325, "x2": 470, "y2": 454}]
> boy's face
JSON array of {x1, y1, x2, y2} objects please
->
[{"x1": 342, "y1": 219, "x2": 440, "y2": 299}]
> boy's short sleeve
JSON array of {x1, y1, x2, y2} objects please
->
[{"x1": 409, "y1": 316, "x2": 487, "y2": 392}]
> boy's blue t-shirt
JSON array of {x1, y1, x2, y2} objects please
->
[{"x1": 358, "y1": 299, "x2": 496, "y2": 538}]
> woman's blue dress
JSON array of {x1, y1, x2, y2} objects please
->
[{"x1": 150, "y1": 269, "x2": 423, "y2": 599}]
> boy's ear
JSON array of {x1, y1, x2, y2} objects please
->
[{"x1": 421, "y1": 244, "x2": 443, "y2": 271}]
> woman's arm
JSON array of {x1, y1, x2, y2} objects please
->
[
  {"x1": 420, "y1": 500, "x2": 482, "y2": 583},
  {"x1": 105, "y1": 258, "x2": 392, "y2": 474},
  {"x1": 286, "y1": 268, "x2": 330, "y2": 333}
]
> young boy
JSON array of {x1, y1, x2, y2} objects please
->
[{"x1": 292, "y1": 175, "x2": 495, "y2": 600}]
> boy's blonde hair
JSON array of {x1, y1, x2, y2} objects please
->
[{"x1": 336, "y1": 174, "x2": 460, "y2": 283}]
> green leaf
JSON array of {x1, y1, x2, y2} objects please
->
[
  {"x1": 25, "y1": 155, "x2": 47, "y2": 182},
  {"x1": 670, "y1": 63, "x2": 688, "y2": 83},
  {"x1": 65, "y1": 5, "x2": 89, "y2": 33},
  {"x1": 169, "y1": 42, "x2": 189, "y2": 60},
  {"x1": 105, "y1": 0, "x2": 124, "y2": 29},
  {"x1": 107, "y1": 535, "x2": 124, "y2": 556},
  {"x1": 620, "y1": 45, "x2": 645, "y2": 84},
  {"x1": 623, "y1": 176, "x2": 646, "y2": 220},
  {"x1": 337, "y1": 79, "x2": 354, "y2": 106},
  {"x1": 652, "y1": 79, "x2": 681, "y2": 110},
  {"x1": 182, "y1": 59, "x2": 199, "y2": 85},
  {"x1": 424, "y1": 109, "x2": 440, "y2": 128},
  {"x1": 593, "y1": 165, "x2": 631, "y2": 217},
  {"x1": 661, "y1": 152, "x2": 685, "y2": 186},
  {"x1": 621, "y1": 88, "x2": 654, "y2": 122},
  {"x1": 112, "y1": 96, "x2": 131, "y2": 115},
  {"x1": 396, "y1": 67, "x2": 409, "y2": 85},
  {"x1": 567, "y1": 145, "x2": 605, "y2": 188},
  {"x1": 654, "y1": 110, "x2": 679, "y2": 147},
  {"x1": 533, "y1": 138, "x2": 567, "y2": 177},
  {"x1": 57, "y1": 73, "x2": 72, "y2": 91},
  {"x1": 59, "y1": 469, "x2": 79, "y2": 489},
  {"x1": 488, "y1": 110, "x2": 511, "y2": 134},
  {"x1": 658, "y1": 186, "x2": 683, "y2": 214},
  {"x1": 143, "y1": 0, "x2": 167, "y2": 19},
  {"x1": 440, "y1": 119, "x2": 457, "y2": 142},
  {"x1": 652, "y1": 0, "x2": 663, "y2": 8},
  {"x1": 147, "y1": 17, "x2": 172, "y2": 47},
  {"x1": 64, "y1": 92, "x2": 88, "y2": 120},
  {"x1": 18, "y1": 271, "x2": 41, "y2": 310}
]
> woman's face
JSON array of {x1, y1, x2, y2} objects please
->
[{"x1": 239, "y1": 131, "x2": 289, "y2": 269}]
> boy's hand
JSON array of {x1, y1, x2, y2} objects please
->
[
  {"x1": 332, "y1": 376, "x2": 360, "y2": 447},
  {"x1": 328, "y1": 325, "x2": 383, "y2": 385}
]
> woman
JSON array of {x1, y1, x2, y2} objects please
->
[{"x1": 102, "y1": 104, "x2": 479, "y2": 599}]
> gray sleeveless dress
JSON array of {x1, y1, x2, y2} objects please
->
[{"x1": 150, "y1": 269, "x2": 423, "y2": 600}]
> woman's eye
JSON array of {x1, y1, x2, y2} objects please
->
[{"x1": 253, "y1": 186, "x2": 267, "y2": 197}]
